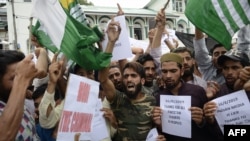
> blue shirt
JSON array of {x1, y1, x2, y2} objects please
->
[{"x1": 36, "y1": 123, "x2": 56, "y2": 141}]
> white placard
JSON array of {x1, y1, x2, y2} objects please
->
[
  {"x1": 102, "y1": 15, "x2": 133, "y2": 61},
  {"x1": 160, "y1": 95, "x2": 191, "y2": 138},
  {"x1": 146, "y1": 128, "x2": 158, "y2": 141},
  {"x1": 91, "y1": 99, "x2": 109, "y2": 141},
  {"x1": 57, "y1": 73, "x2": 100, "y2": 141},
  {"x1": 213, "y1": 90, "x2": 250, "y2": 134}
]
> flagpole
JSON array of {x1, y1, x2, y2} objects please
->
[
  {"x1": 163, "y1": 0, "x2": 170, "y2": 10},
  {"x1": 28, "y1": 17, "x2": 33, "y2": 54},
  {"x1": 154, "y1": 0, "x2": 170, "y2": 28},
  {"x1": 10, "y1": 0, "x2": 18, "y2": 50}
]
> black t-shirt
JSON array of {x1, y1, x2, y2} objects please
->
[{"x1": 155, "y1": 82, "x2": 216, "y2": 141}]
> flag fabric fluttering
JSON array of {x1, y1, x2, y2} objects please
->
[
  {"x1": 185, "y1": 0, "x2": 250, "y2": 50},
  {"x1": 175, "y1": 31, "x2": 218, "y2": 53},
  {"x1": 32, "y1": 21, "x2": 59, "y2": 53},
  {"x1": 60, "y1": 0, "x2": 89, "y2": 26},
  {"x1": 31, "y1": 0, "x2": 111, "y2": 70}
]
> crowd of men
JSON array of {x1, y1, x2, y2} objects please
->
[{"x1": 0, "y1": 5, "x2": 250, "y2": 141}]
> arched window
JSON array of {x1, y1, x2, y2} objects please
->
[
  {"x1": 177, "y1": 20, "x2": 187, "y2": 33},
  {"x1": 86, "y1": 16, "x2": 95, "y2": 26},
  {"x1": 134, "y1": 22, "x2": 142, "y2": 40},
  {"x1": 133, "y1": 18, "x2": 145, "y2": 40},
  {"x1": 98, "y1": 17, "x2": 110, "y2": 32},
  {"x1": 178, "y1": 24, "x2": 184, "y2": 32},
  {"x1": 166, "y1": 20, "x2": 174, "y2": 29}
]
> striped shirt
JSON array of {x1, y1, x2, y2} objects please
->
[{"x1": 0, "y1": 101, "x2": 40, "y2": 141}]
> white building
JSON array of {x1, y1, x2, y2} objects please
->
[{"x1": 5, "y1": 0, "x2": 193, "y2": 54}]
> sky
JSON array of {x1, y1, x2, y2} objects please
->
[{"x1": 88, "y1": 0, "x2": 151, "y2": 8}]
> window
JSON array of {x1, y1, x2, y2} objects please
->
[
  {"x1": 172, "y1": 0, "x2": 183, "y2": 12},
  {"x1": 133, "y1": 18, "x2": 145, "y2": 40},
  {"x1": 166, "y1": 20, "x2": 174, "y2": 29},
  {"x1": 177, "y1": 20, "x2": 187, "y2": 33},
  {"x1": 134, "y1": 22, "x2": 142, "y2": 40},
  {"x1": 178, "y1": 24, "x2": 184, "y2": 32},
  {"x1": 99, "y1": 17, "x2": 110, "y2": 31},
  {"x1": 86, "y1": 16, "x2": 94, "y2": 26}
]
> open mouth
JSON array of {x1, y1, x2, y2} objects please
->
[{"x1": 127, "y1": 83, "x2": 135, "y2": 90}]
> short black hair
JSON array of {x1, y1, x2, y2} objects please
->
[
  {"x1": 69, "y1": 63, "x2": 94, "y2": 74},
  {"x1": 210, "y1": 43, "x2": 224, "y2": 55},
  {"x1": 122, "y1": 62, "x2": 145, "y2": 78},
  {"x1": 172, "y1": 47, "x2": 194, "y2": 58},
  {"x1": 136, "y1": 53, "x2": 156, "y2": 67},
  {"x1": 0, "y1": 50, "x2": 25, "y2": 78},
  {"x1": 109, "y1": 63, "x2": 120, "y2": 69},
  {"x1": 32, "y1": 83, "x2": 61, "y2": 101}
]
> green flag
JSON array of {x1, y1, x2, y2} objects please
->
[
  {"x1": 31, "y1": 0, "x2": 110, "y2": 70},
  {"x1": 185, "y1": 0, "x2": 250, "y2": 50},
  {"x1": 60, "y1": 0, "x2": 89, "y2": 26},
  {"x1": 32, "y1": 22, "x2": 59, "y2": 54}
]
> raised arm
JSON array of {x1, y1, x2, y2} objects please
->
[
  {"x1": 195, "y1": 27, "x2": 205, "y2": 40},
  {"x1": 193, "y1": 27, "x2": 212, "y2": 67},
  {"x1": 0, "y1": 54, "x2": 38, "y2": 140},
  {"x1": 151, "y1": 8, "x2": 165, "y2": 49},
  {"x1": 149, "y1": 9, "x2": 165, "y2": 67},
  {"x1": 99, "y1": 19, "x2": 121, "y2": 102},
  {"x1": 35, "y1": 47, "x2": 49, "y2": 78},
  {"x1": 145, "y1": 28, "x2": 156, "y2": 54},
  {"x1": 39, "y1": 53, "x2": 64, "y2": 128},
  {"x1": 131, "y1": 47, "x2": 144, "y2": 62},
  {"x1": 164, "y1": 38, "x2": 178, "y2": 52},
  {"x1": 116, "y1": 3, "x2": 128, "y2": 70}
]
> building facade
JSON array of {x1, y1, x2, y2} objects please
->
[
  {"x1": 84, "y1": 0, "x2": 194, "y2": 40},
  {"x1": 4, "y1": 0, "x2": 194, "y2": 54}
]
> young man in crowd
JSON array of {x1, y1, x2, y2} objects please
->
[
  {"x1": 99, "y1": 13, "x2": 166, "y2": 140},
  {"x1": 0, "y1": 50, "x2": 40, "y2": 140},
  {"x1": 172, "y1": 47, "x2": 207, "y2": 90},
  {"x1": 32, "y1": 83, "x2": 61, "y2": 141},
  {"x1": 136, "y1": 53, "x2": 159, "y2": 95},
  {"x1": 108, "y1": 63, "x2": 124, "y2": 92},
  {"x1": 194, "y1": 28, "x2": 227, "y2": 85},
  {"x1": 203, "y1": 48, "x2": 250, "y2": 141},
  {"x1": 152, "y1": 52, "x2": 215, "y2": 141}
]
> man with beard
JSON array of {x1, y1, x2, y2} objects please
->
[
  {"x1": 99, "y1": 17, "x2": 166, "y2": 140},
  {"x1": 0, "y1": 50, "x2": 39, "y2": 140},
  {"x1": 152, "y1": 52, "x2": 216, "y2": 141},
  {"x1": 172, "y1": 47, "x2": 207, "y2": 89},
  {"x1": 100, "y1": 61, "x2": 161, "y2": 140},
  {"x1": 203, "y1": 48, "x2": 250, "y2": 141},
  {"x1": 136, "y1": 53, "x2": 159, "y2": 95},
  {"x1": 108, "y1": 63, "x2": 124, "y2": 92}
]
